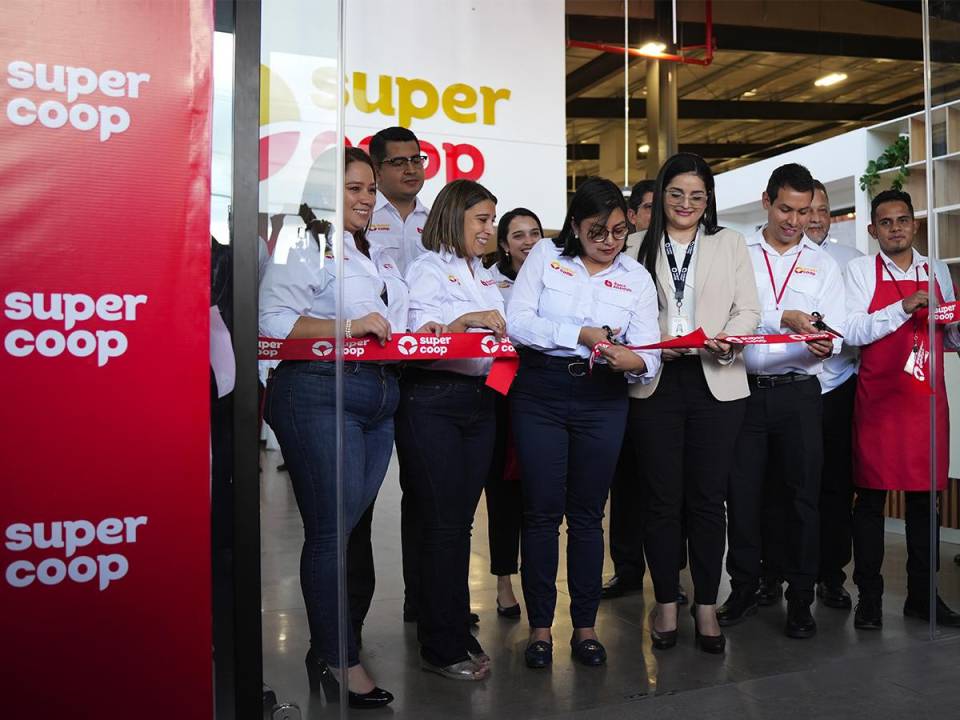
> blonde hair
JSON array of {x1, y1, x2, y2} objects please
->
[{"x1": 421, "y1": 180, "x2": 497, "y2": 257}]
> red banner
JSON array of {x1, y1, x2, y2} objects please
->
[
  {"x1": 0, "y1": 1, "x2": 213, "y2": 716},
  {"x1": 259, "y1": 333, "x2": 520, "y2": 394}
]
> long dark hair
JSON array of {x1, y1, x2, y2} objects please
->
[
  {"x1": 494, "y1": 207, "x2": 544, "y2": 279},
  {"x1": 553, "y1": 177, "x2": 628, "y2": 258},
  {"x1": 345, "y1": 146, "x2": 377, "y2": 256},
  {"x1": 638, "y1": 153, "x2": 722, "y2": 278}
]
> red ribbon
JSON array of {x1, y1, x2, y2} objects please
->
[
  {"x1": 258, "y1": 333, "x2": 519, "y2": 394},
  {"x1": 933, "y1": 301, "x2": 958, "y2": 324}
]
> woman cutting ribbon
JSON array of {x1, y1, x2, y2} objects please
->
[
  {"x1": 631, "y1": 153, "x2": 761, "y2": 654},
  {"x1": 506, "y1": 177, "x2": 660, "y2": 669}
]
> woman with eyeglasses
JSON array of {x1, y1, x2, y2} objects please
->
[
  {"x1": 260, "y1": 147, "x2": 425, "y2": 708},
  {"x1": 395, "y1": 179, "x2": 506, "y2": 681},
  {"x1": 484, "y1": 208, "x2": 544, "y2": 619},
  {"x1": 631, "y1": 153, "x2": 760, "y2": 654},
  {"x1": 507, "y1": 177, "x2": 661, "y2": 669}
]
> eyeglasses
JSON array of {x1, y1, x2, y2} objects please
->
[
  {"x1": 381, "y1": 154, "x2": 428, "y2": 169},
  {"x1": 586, "y1": 222, "x2": 629, "y2": 243},
  {"x1": 665, "y1": 188, "x2": 709, "y2": 207}
]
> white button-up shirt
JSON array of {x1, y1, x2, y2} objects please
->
[
  {"x1": 743, "y1": 227, "x2": 845, "y2": 377},
  {"x1": 367, "y1": 191, "x2": 430, "y2": 275},
  {"x1": 844, "y1": 248, "x2": 960, "y2": 349},
  {"x1": 405, "y1": 248, "x2": 506, "y2": 376},
  {"x1": 507, "y1": 238, "x2": 661, "y2": 382},
  {"x1": 814, "y1": 235, "x2": 864, "y2": 392},
  {"x1": 259, "y1": 230, "x2": 408, "y2": 339},
  {"x1": 487, "y1": 263, "x2": 516, "y2": 307}
]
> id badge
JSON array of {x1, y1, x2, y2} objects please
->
[
  {"x1": 903, "y1": 348, "x2": 917, "y2": 375},
  {"x1": 670, "y1": 316, "x2": 689, "y2": 336}
]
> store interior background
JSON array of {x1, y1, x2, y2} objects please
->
[{"x1": 209, "y1": 1, "x2": 960, "y2": 718}]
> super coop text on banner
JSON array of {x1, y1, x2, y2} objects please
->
[{"x1": 0, "y1": 1, "x2": 214, "y2": 717}]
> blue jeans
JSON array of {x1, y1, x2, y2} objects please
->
[
  {"x1": 510, "y1": 355, "x2": 628, "y2": 630},
  {"x1": 265, "y1": 360, "x2": 399, "y2": 668},
  {"x1": 395, "y1": 369, "x2": 496, "y2": 666}
]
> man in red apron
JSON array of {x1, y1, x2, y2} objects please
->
[{"x1": 843, "y1": 189, "x2": 960, "y2": 629}]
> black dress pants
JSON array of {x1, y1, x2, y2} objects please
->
[
  {"x1": 395, "y1": 371, "x2": 495, "y2": 666},
  {"x1": 485, "y1": 393, "x2": 522, "y2": 576},
  {"x1": 852, "y1": 488, "x2": 940, "y2": 601},
  {"x1": 727, "y1": 375, "x2": 823, "y2": 604},
  {"x1": 631, "y1": 357, "x2": 745, "y2": 605},
  {"x1": 818, "y1": 374, "x2": 857, "y2": 586},
  {"x1": 608, "y1": 432, "x2": 646, "y2": 583}
]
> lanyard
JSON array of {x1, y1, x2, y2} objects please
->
[
  {"x1": 663, "y1": 235, "x2": 696, "y2": 309},
  {"x1": 762, "y1": 247, "x2": 803, "y2": 310},
  {"x1": 883, "y1": 261, "x2": 923, "y2": 351}
]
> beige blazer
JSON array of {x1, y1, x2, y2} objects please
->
[{"x1": 629, "y1": 227, "x2": 761, "y2": 402}]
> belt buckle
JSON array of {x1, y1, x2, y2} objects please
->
[
  {"x1": 567, "y1": 361, "x2": 588, "y2": 377},
  {"x1": 755, "y1": 375, "x2": 774, "y2": 389}
]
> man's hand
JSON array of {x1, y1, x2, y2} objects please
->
[
  {"x1": 805, "y1": 338, "x2": 834, "y2": 358},
  {"x1": 781, "y1": 310, "x2": 818, "y2": 334},
  {"x1": 902, "y1": 290, "x2": 929, "y2": 314},
  {"x1": 415, "y1": 321, "x2": 446, "y2": 337}
]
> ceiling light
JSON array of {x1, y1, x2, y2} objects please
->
[
  {"x1": 637, "y1": 144, "x2": 650, "y2": 154},
  {"x1": 638, "y1": 41, "x2": 667, "y2": 56},
  {"x1": 742, "y1": 88, "x2": 758, "y2": 98},
  {"x1": 814, "y1": 72, "x2": 847, "y2": 87}
]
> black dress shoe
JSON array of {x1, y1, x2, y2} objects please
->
[
  {"x1": 496, "y1": 599, "x2": 521, "y2": 619},
  {"x1": 601, "y1": 574, "x2": 642, "y2": 599},
  {"x1": 903, "y1": 595, "x2": 960, "y2": 627},
  {"x1": 785, "y1": 600, "x2": 817, "y2": 639},
  {"x1": 816, "y1": 582, "x2": 852, "y2": 609},
  {"x1": 570, "y1": 637, "x2": 607, "y2": 666},
  {"x1": 649, "y1": 608, "x2": 678, "y2": 649},
  {"x1": 676, "y1": 584, "x2": 689, "y2": 606},
  {"x1": 305, "y1": 651, "x2": 394, "y2": 709},
  {"x1": 717, "y1": 588, "x2": 758, "y2": 627},
  {"x1": 469, "y1": 612, "x2": 480, "y2": 626},
  {"x1": 756, "y1": 577, "x2": 784, "y2": 606},
  {"x1": 690, "y1": 605, "x2": 725, "y2": 654},
  {"x1": 524, "y1": 639, "x2": 553, "y2": 669},
  {"x1": 854, "y1": 596, "x2": 883, "y2": 630}
]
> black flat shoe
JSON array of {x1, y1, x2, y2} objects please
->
[
  {"x1": 785, "y1": 600, "x2": 817, "y2": 639},
  {"x1": 717, "y1": 588, "x2": 758, "y2": 627},
  {"x1": 469, "y1": 612, "x2": 480, "y2": 626},
  {"x1": 306, "y1": 652, "x2": 394, "y2": 709},
  {"x1": 570, "y1": 637, "x2": 607, "y2": 666},
  {"x1": 816, "y1": 582, "x2": 852, "y2": 610},
  {"x1": 649, "y1": 609, "x2": 678, "y2": 650},
  {"x1": 496, "y1": 599, "x2": 521, "y2": 619},
  {"x1": 903, "y1": 595, "x2": 960, "y2": 627},
  {"x1": 854, "y1": 596, "x2": 882, "y2": 630},
  {"x1": 756, "y1": 577, "x2": 784, "y2": 606},
  {"x1": 690, "y1": 605, "x2": 725, "y2": 654},
  {"x1": 524, "y1": 639, "x2": 553, "y2": 669},
  {"x1": 601, "y1": 574, "x2": 643, "y2": 599}
]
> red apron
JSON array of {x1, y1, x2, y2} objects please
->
[{"x1": 853, "y1": 254, "x2": 949, "y2": 491}]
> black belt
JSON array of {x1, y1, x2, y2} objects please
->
[
  {"x1": 519, "y1": 350, "x2": 615, "y2": 378},
  {"x1": 747, "y1": 372, "x2": 815, "y2": 389}
]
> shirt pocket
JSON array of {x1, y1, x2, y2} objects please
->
[
  {"x1": 540, "y1": 266, "x2": 579, "y2": 319},
  {"x1": 593, "y1": 287, "x2": 634, "y2": 331},
  {"x1": 786, "y1": 271, "x2": 821, "y2": 306}
]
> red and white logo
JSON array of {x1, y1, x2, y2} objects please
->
[
  {"x1": 480, "y1": 335, "x2": 500, "y2": 354},
  {"x1": 397, "y1": 335, "x2": 419, "y2": 355},
  {"x1": 603, "y1": 279, "x2": 632, "y2": 292},
  {"x1": 311, "y1": 340, "x2": 334, "y2": 357}
]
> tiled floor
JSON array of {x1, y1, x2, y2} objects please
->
[{"x1": 259, "y1": 449, "x2": 960, "y2": 719}]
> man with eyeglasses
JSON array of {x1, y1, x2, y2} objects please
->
[
  {"x1": 718, "y1": 163, "x2": 845, "y2": 640},
  {"x1": 367, "y1": 126, "x2": 431, "y2": 275}
]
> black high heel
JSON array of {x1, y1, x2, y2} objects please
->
[
  {"x1": 304, "y1": 649, "x2": 394, "y2": 709},
  {"x1": 690, "y1": 604, "x2": 726, "y2": 654},
  {"x1": 649, "y1": 608, "x2": 678, "y2": 650}
]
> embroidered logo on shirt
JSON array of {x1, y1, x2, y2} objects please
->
[
  {"x1": 794, "y1": 266, "x2": 817, "y2": 276},
  {"x1": 383, "y1": 263, "x2": 394, "y2": 270},
  {"x1": 603, "y1": 279, "x2": 632, "y2": 292},
  {"x1": 323, "y1": 250, "x2": 347, "y2": 260},
  {"x1": 417, "y1": 227, "x2": 423, "y2": 234},
  {"x1": 369, "y1": 224, "x2": 390, "y2": 232},
  {"x1": 498, "y1": 280, "x2": 512, "y2": 289},
  {"x1": 481, "y1": 278, "x2": 497, "y2": 286},
  {"x1": 448, "y1": 275, "x2": 461, "y2": 284},
  {"x1": 549, "y1": 260, "x2": 575, "y2": 277}
]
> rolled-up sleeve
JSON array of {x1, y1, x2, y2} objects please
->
[
  {"x1": 507, "y1": 240, "x2": 582, "y2": 351},
  {"x1": 259, "y1": 243, "x2": 327, "y2": 339}
]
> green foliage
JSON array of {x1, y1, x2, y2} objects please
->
[{"x1": 859, "y1": 136, "x2": 911, "y2": 197}]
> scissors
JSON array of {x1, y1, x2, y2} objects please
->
[
  {"x1": 602, "y1": 325, "x2": 624, "y2": 345},
  {"x1": 811, "y1": 312, "x2": 843, "y2": 338}
]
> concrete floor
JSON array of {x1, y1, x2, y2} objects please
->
[{"x1": 259, "y1": 449, "x2": 960, "y2": 719}]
